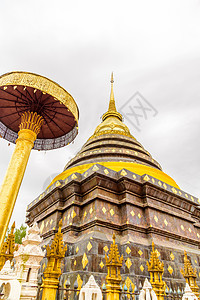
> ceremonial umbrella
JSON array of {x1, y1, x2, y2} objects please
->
[{"x1": 0, "y1": 71, "x2": 79, "y2": 249}]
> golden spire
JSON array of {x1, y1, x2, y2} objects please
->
[
  {"x1": 180, "y1": 251, "x2": 199, "y2": 298},
  {"x1": 147, "y1": 242, "x2": 165, "y2": 300},
  {"x1": 105, "y1": 234, "x2": 123, "y2": 300},
  {"x1": 102, "y1": 73, "x2": 122, "y2": 121},
  {"x1": 108, "y1": 72, "x2": 117, "y2": 112},
  {"x1": 0, "y1": 221, "x2": 17, "y2": 271}
]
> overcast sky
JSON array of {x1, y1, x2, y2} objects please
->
[{"x1": 0, "y1": 0, "x2": 200, "y2": 227}]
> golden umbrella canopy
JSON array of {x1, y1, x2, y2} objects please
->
[{"x1": 0, "y1": 71, "x2": 79, "y2": 250}]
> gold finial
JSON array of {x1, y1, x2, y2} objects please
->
[
  {"x1": 108, "y1": 72, "x2": 117, "y2": 112},
  {"x1": 180, "y1": 251, "x2": 199, "y2": 298},
  {"x1": 102, "y1": 73, "x2": 123, "y2": 122}
]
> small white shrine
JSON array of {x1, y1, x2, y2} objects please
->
[
  {"x1": 14, "y1": 222, "x2": 45, "y2": 300},
  {"x1": 139, "y1": 278, "x2": 157, "y2": 300},
  {"x1": 182, "y1": 283, "x2": 198, "y2": 300},
  {"x1": 79, "y1": 275, "x2": 102, "y2": 300},
  {"x1": 0, "y1": 260, "x2": 21, "y2": 300}
]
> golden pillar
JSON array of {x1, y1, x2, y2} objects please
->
[
  {"x1": 0, "y1": 111, "x2": 43, "y2": 250},
  {"x1": 105, "y1": 234, "x2": 123, "y2": 300},
  {"x1": 147, "y1": 242, "x2": 165, "y2": 300},
  {"x1": 180, "y1": 251, "x2": 199, "y2": 298},
  {"x1": 41, "y1": 219, "x2": 67, "y2": 300}
]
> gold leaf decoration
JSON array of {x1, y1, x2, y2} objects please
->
[
  {"x1": 82, "y1": 253, "x2": 88, "y2": 269},
  {"x1": 125, "y1": 258, "x2": 132, "y2": 269}
]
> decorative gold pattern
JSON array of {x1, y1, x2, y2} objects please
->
[
  {"x1": 40, "y1": 221, "x2": 44, "y2": 234},
  {"x1": 77, "y1": 274, "x2": 83, "y2": 292},
  {"x1": 125, "y1": 258, "x2": 132, "y2": 269},
  {"x1": 92, "y1": 165, "x2": 99, "y2": 171},
  {"x1": 180, "y1": 251, "x2": 199, "y2": 298},
  {"x1": 170, "y1": 253, "x2": 175, "y2": 260},
  {"x1": 102, "y1": 207, "x2": 107, "y2": 214},
  {"x1": 130, "y1": 210, "x2": 135, "y2": 217},
  {"x1": 154, "y1": 216, "x2": 158, "y2": 223},
  {"x1": 138, "y1": 250, "x2": 143, "y2": 256},
  {"x1": 164, "y1": 219, "x2": 168, "y2": 226},
  {"x1": 120, "y1": 170, "x2": 127, "y2": 176},
  {"x1": 140, "y1": 265, "x2": 144, "y2": 272},
  {"x1": 76, "y1": 247, "x2": 79, "y2": 253},
  {"x1": 126, "y1": 247, "x2": 131, "y2": 255},
  {"x1": 138, "y1": 213, "x2": 141, "y2": 219},
  {"x1": 104, "y1": 169, "x2": 109, "y2": 175},
  {"x1": 168, "y1": 266, "x2": 173, "y2": 274},
  {"x1": 19, "y1": 111, "x2": 44, "y2": 135},
  {"x1": 71, "y1": 210, "x2": 76, "y2": 219},
  {"x1": 181, "y1": 225, "x2": 184, "y2": 231},
  {"x1": 110, "y1": 209, "x2": 115, "y2": 216},
  {"x1": 104, "y1": 246, "x2": 109, "y2": 253},
  {"x1": 89, "y1": 207, "x2": 93, "y2": 214},
  {"x1": 99, "y1": 261, "x2": 104, "y2": 269},
  {"x1": 144, "y1": 175, "x2": 150, "y2": 181},
  {"x1": 87, "y1": 242, "x2": 92, "y2": 252},
  {"x1": 0, "y1": 71, "x2": 79, "y2": 122},
  {"x1": 82, "y1": 253, "x2": 88, "y2": 269},
  {"x1": 71, "y1": 173, "x2": 77, "y2": 180}
]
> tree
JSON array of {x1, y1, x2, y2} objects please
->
[{"x1": 14, "y1": 224, "x2": 27, "y2": 244}]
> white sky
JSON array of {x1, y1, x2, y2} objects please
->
[{"x1": 0, "y1": 0, "x2": 200, "y2": 227}]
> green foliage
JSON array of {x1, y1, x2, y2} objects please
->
[{"x1": 14, "y1": 224, "x2": 27, "y2": 244}]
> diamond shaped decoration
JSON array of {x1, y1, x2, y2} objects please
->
[
  {"x1": 185, "y1": 194, "x2": 188, "y2": 198},
  {"x1": 74, "y1": 260, "x2": 77, "y2": 266},
  {"x1": 170, "y1": 253, "x2": 174, "y2": 260},
  {"x1": 102, "y1": 207, "x2": 106, "y2": 214},
  {"x1": 171, "y1": 187, "x2": 177, "y2": 194},
  {"x1": 191, "y1": 196, "x2": 194, "y2": 202},
  {"x1": 130, "y1": 210, "x2": 135, "y2": 217},
  {"x1": 138, "y1": 250, "x2": 143, "y2": 256},
  {"x1": 103, "y1": 246, "x2": 109, "y2": 252},
  {"x1": 189, "y1": 228, "x2": 192, "y2": 233},
  {"x1": 56, "y1": 181, "x2": 61, "y2": 187},
  {"x1": 163, "y1": 183, "x2": 167, "y2": 189},
  {"x1": 158, "y1": 181, "x2": 162, "y2": 186},
  {"x1": 82, "y1": 253, "x2": 88, "y2": 269},
  {"x1": 181, "y1": 225, "x2": 184, "y2": 231},
  {"x1": 164, "y1": 219, "x2": 168, "y2": 226},
  {"x1": 89, "y1": 207, "x2": 93, "y2": 214},
  {"x1": 83, "y1": 211, "x2": 87, "y2": 218},
  {"x1": 104, "y1": 169, "x2": 109, "y2": 175},
  {"x1": 65, "y1": 178, "x2": 68, "y2": 184},
  {"x1": 121, "y1": 170, "x2": 127, "y2": 176},
  {"x1": 99, "y1": 261, "x2": 104, "y2": 269},
  {"x1": 71, "y1": 174, "x2": 77, "y2": 180},
  {"x1": 126, "y1": 247, "x2": 131, "y2": 255},
  {"x1": 152, "y1": 178, "x2": 155, "y2": 183},
  {"x1": 168, "y1": 265, "x2": 173, "y2": 274},
  {"x1": 138, "y1": 213, "x2": 141, "y2": 219},
  {"x1": 125, "y1": 258, "x2": 132, "y2": 269},
  {"x1": 154, "y1": 216, "x2": 158, "y2": 223},
  {"x1": 110, "y1": 209, "x2": 115, "y2": 216},
  {"x1": 197, "y1": 233, "x2": 200, "y2": 238},
  {"x1": 92, "y1": 165, "x2": 99, "y2": 171},
  {"x1": 76, "y1": 246, "x2": 79, "y2": 253},
  {"x1": 143, "y1": 175, "x2": 150, "y2": 181},
  {"x1": 133, "y1": 174, "x2": 137, "y2": 179},
  {"x1": 71, "y1": 210, "x2": 76, "y2": 219},
  {"x1": 140, "y1": 265, "x2": 144, "y2": 272},
  {"x1": 87, "y1": 242, "x2": 92, "y2": 252}
]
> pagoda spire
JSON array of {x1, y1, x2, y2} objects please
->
[
  {"x1": 102, "y1": 73, "x2": 123, "y2": 121},
  {"x1": 108, "y1": 72, "x2": 117, "y2": 112}
]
